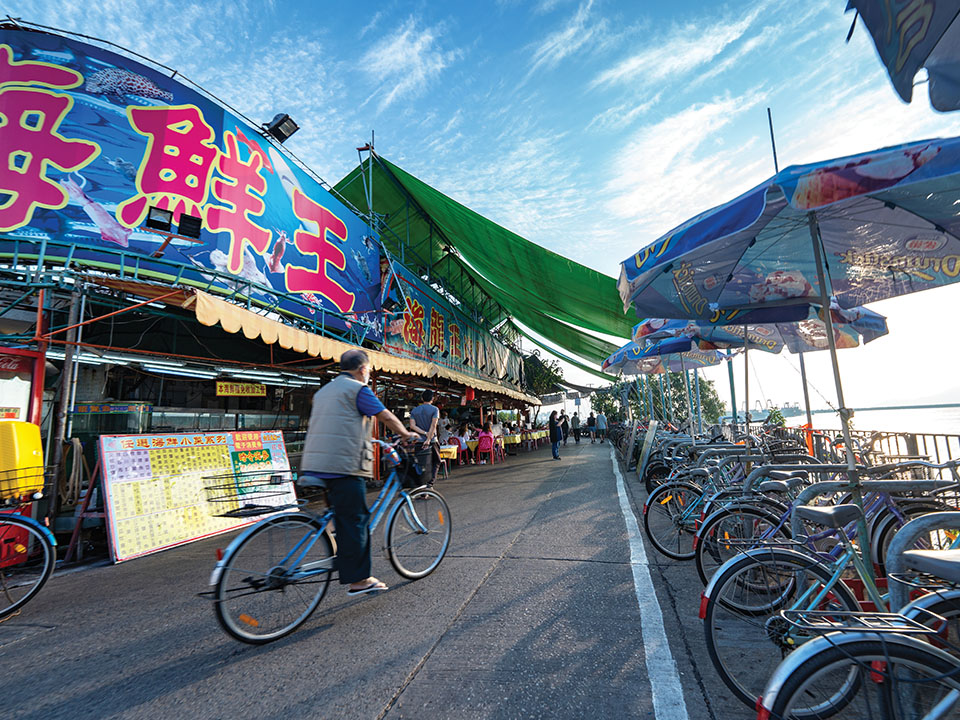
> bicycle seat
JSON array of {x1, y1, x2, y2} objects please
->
[
  {"x1": 758, "y1": 476, "x2": 806, "y2": 494},
  {"x1": 902, "y1": 549, "x2": 960, "y2": 585},
  {"x1": 767, "y1": 470, "x2": 808, "y2": 482},
  {"x1": 794, "y1": 503, "x2": 863, "y2": 529}
]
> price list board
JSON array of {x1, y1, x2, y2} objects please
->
[{"x1": 98, "y1": 430, "x2": 296, "y2": 562}]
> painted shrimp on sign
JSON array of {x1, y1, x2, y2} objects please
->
[{"x1": 0, "y1": 27, "x2": 382, "y2": 340}]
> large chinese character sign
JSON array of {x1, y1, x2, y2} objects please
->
[{"x1": 0, "y1": 29, "x2": 381, "y2": 340}]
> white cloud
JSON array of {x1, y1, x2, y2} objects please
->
[
  {"x1": 603, "y1": 91, "x2": 768, "y2": 237},
  {"x1": 359, "y1": 17, "x2": 461, "y2": 112},
  {"x1": 587, "y1": 93, "x2": 661, "y2": 132},
  {"x1": 526, "y1": 0, "x2": 603, "y2": 78},
  {"x1": 591, "y1": 4, "x2": 769, "y2": 89},
  {"x1": 359, "y1": 10, "x2": 384, "y2": 39}
]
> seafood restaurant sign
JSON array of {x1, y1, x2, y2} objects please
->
[
  {"x1": 383, "y1": 262, "x2": 522, "y2": 386},
  {"x1": 0, "y1": 29, "x2": 381, "y2": 340}
]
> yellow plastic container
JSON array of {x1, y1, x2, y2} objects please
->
[{"x1": 0, "y1": 421, "x2": 44, "y2": 499}]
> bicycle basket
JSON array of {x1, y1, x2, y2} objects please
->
[
  {"x1": 203, "y1": 469, "x2": 297, "y2": 517},
  {"x1": 0, "y1": 466, "x2": 47, "y2": 502},
  {"x1": 396, "y1": 450, "x2": 426, "y2": 489}
]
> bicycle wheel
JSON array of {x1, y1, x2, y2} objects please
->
[
  {"x1": 703, "y1": 547, "x2": 860, "y2": 711},
  {"x1": 694, "y1": 506, "x2": 788, "y2": 586},
  {"x1": 214, "y1": 513, "x2": 334, "y2": 644},
  {"x1": 643, "y1": 481, "x2": 701, "y2": 560},
  {"x1": 767, "y1": 637, "x2": 960, "y2": 719},
  {"x1": 643, "y1": 461, "x2": 671, "y2": 494},
  {"x1": 0, "y1": 515, "x2": 55, "y2": 620},
  {"x1": 385, "y1": 488, "x2": 451, "y2": 579}
]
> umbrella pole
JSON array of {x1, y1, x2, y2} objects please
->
[
  {"x1": 798, "y1": 351, "x2": 813, "y2": 427},
  {"x1": 726, "y1": 349, "x2": 738, "y2": 424},
  {"x1": 681, "y1": 357, "x2": 695, "y2": 444},
  {"x1": 695, "y1": 369, "x2": 703, "y2": 434},
  {"x1": 808, "y1": 212, "x2": 876, "y2": 581},
  {"x1": 647, "y1": 376, "x2": 655, "y2": 422},
  {"x1": 743, "y1": 325, "x2": 750, "y2": 450}
]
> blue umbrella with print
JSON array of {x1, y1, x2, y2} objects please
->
[
  {"x1": 632, "y1": 302, "x2": 889, "y2": 425},
  {"x1": 846, "y1": 2, "x2": 960, "y2": 112},
  {"x1": 617, "y1": 135, "x2": 960, "y2": 570},
  {"x1": 617, "y1": 135, "x2": 960, "y2": 455},
  {"x1": 603, "y1": 338, "x2": 727, "y2": 432}
]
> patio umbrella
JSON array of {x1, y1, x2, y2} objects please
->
[
  {"x1": 618, "y1": 134, "x2": 960, "y2": 569},
  {"x1": 602, "y1": 338, "x2": 727, "y2": 434},
  {"x1": 847, "y1": 2, "x2": 960, "y2": 112},
  {"x1": 632, "y1": 302, "x2": 889, "y2": 425}
]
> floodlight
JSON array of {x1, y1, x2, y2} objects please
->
[
  {"x1": 265, "y1": 113, "x2": 299, "y2": 143},
  {"x1": 177, "y1": 213, "x2": 202, "y2": 238},
  {"x1": 146, "y1": 206, "x2": 173, "y2": 232}
]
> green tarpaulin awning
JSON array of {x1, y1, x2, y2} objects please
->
[{"x1": 334, "y1": 156, "x2": 630, "y2": 367}]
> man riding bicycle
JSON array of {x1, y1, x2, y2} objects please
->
[{"x1": 299, "y1": 349, "x2": 418, "y2": 596}]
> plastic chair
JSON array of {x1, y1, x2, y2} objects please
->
[{"x1": 476, "y1": 435, "x2": 496, "y2": 465}]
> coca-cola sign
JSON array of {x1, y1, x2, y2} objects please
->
[{"x1": 0, "y1": 354, "x2": 32, "y2": 373}]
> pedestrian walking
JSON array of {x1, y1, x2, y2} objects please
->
[
  {"x1": 408, "y1": 389, "x2": 442, "y2": 485},
  {"x1": 571, "y1": 412, "x2": 580, "y2": 443},
  {"x1": 560, "y1": 412, "x2": 570, "y2": 446},
  {"x1": 298, "y1": 349, "x2": 418, "y2": 596},
  {"x1": 548, "y1": 411, "x2": 562, "y2": 460},
  {"x1": 587, "y1": 412, "x2": 596, "y2": 443},
  {"x1": 596, "y1": 412, "x2": 607, "y2": 443}
]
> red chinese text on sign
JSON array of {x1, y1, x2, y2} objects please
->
[
  {"x1": 448, "y1": 324, "x2": 461, "y2": 359},
  {"x1": 117, "y1": 105, "x2": 218, "y2": 228},
  {"x1": 0, "y1": 45, "x2": 99, "y2": 232},
  {"x1": 285, "y1": 188, "x2": 355, "y2": 312},
  {"x1": 429, "y1": 308, "x2": 445, "y2": 353},
  {"x1": 205, "y1": 131, "x2": 272, "y2": 274},
  {"x1": 402, "y1": 298, "x2": 426, "y2": 348}
]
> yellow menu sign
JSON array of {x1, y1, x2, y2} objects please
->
[{"x1": 216, "y1": 381, "x2": 266, "y2": 397}]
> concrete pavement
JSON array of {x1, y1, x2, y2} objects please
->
[{"x1": 0, "y1": 440, "x2": 743, "y2": 719}]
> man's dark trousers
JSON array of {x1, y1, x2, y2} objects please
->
[{"x1": 325, "y1": 475, "x2": 372, "y2": 584}]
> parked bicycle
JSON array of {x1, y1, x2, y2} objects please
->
[
  {"x1": 758, "y1": 513, "x2": 960, "y2": 719},
  {"x1": 210, "y1": 438, "x2": 452, "y2": 644},
  {"x1": 0, "y1": 465, "x2": 57, "y2": 621}
]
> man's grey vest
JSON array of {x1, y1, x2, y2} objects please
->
[{"x1": 301, "y1": 374, "x2": 374, "y2": 477}]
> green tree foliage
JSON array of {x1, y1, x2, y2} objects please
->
[
  {"x1": 594, "y1": 373, "x2": 725, "y2": 427},
  {"x1": 523, "y1": 353, "x2": 564, "y2": 397},
  {"x1": 590, "y1": 389, "x2": 620, "y2": 420}
]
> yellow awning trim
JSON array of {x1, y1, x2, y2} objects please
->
[{"x1": 193, "y1": 291, "x2": 538, "y2": 404}]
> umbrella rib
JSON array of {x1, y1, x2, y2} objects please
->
[{"x1": 712, "y1": 218, "x2": 807, "y2": 307}]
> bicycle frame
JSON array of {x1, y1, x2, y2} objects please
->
[{"x1": 210, "y1": 463, "x2": 429, "y2": 587}]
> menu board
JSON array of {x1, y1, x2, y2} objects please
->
[{"x1": 98, "y1": 430, "x2": 296, "y2": 562}]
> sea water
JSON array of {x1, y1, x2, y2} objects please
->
[{"x1": 785, "y1": 406, "x2": 960, "y2": 436}]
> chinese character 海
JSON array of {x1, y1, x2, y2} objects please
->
[
  {"x1": 402, "y1": 299, "x2": 425, "y2": 348},
  {"x1": 0, "y1": 45, "x2": 99, "y2": 232}
]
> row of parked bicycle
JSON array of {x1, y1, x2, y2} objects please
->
[{"x1": 613, "y1": 422, "x2": 960, "y2": 719}]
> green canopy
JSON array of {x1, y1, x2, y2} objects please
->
[
  {"x1": 334, "y1": 156, "x2": 630, "y2": 367},
  {"x1": 509, "y1": 322, "x2": 619, "y2": 383}
]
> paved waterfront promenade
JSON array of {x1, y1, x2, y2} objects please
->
[{"x1": 0, "y1": 442, "x2": 739, "y2": 720}]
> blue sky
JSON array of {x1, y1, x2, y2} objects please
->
[{"x1": 7, "y1": 0, "x2": 960, "y2": 412}]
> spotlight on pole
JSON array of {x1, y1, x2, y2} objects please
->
[
  {"x1": 177, "y1": 213, "x2": 203, "y2": 238},
  {"x1": 146, "y1": 206, "x2": 173, "y2": 232},
  {"x1": 264, "y1": 113, "x2": 299, "y2": 143}
]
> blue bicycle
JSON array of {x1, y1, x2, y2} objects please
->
[{"x1": 210, "y1": 439, "x2": 451, "y2": 644}]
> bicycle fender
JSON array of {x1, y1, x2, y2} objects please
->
[
  {"x1": 702, "y1": 546, "x2": 820, "y2": 601},
  {"x1": 758, "y1": 632, "x2": 957, "y2": 716},
  {"x1": 2, "y1": 513, "x2": 57, "y2": 547}
]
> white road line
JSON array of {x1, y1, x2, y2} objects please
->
[{"x1": 611, "y1": 446, "x2": 690, "y2": 720}]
